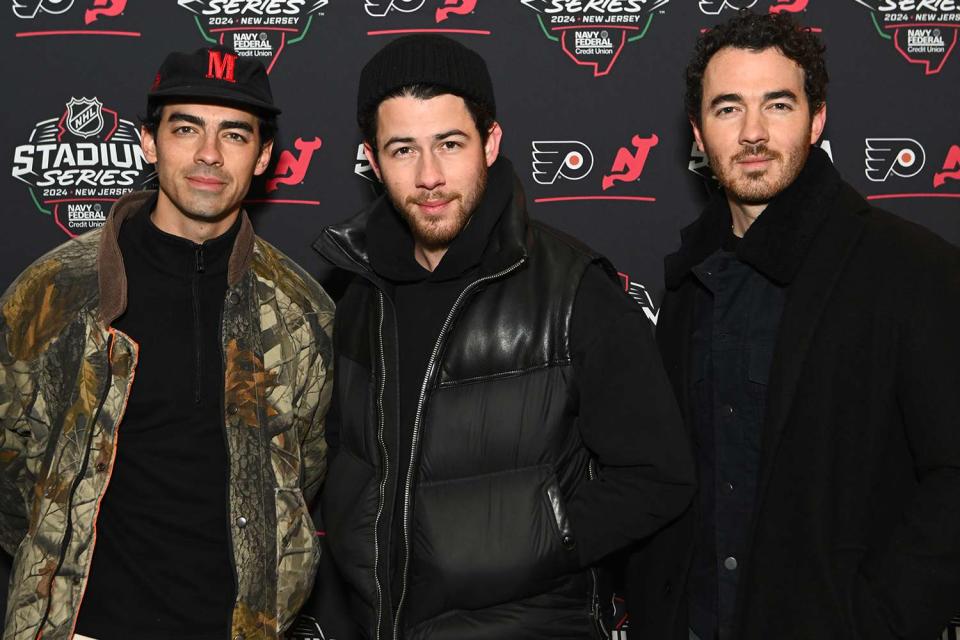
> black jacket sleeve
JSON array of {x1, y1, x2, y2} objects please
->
[{"x1": 564, "y1": 264, "x2": 695, "y2": 568}]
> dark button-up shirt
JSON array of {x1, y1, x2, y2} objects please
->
[{"x1": 688, "y1": 235, "x2": 786, "y2": 640}]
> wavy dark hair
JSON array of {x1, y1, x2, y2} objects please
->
[{"x1": 685, "y1": 10, "x2": 828, "y2": 125}]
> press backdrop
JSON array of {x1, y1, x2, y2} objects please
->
[{"x1": 4, "y1": 1, "x2": 960, "y2": 638}]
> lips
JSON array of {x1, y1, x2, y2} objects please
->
[
  {"x1": 737, "y1": 156, "x2": 775, "y2": 165},
  {"x1": 186, "y1": 175, "x2": 227, "y2": 191},
  {"x1": 416, "y1": 198, "x2": 453, "y2": 213}
]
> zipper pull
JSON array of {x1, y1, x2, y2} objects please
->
[{"x1": 196, "y1": 245, "x2": 205, "y2": 273}]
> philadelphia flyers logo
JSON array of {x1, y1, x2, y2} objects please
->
[
  {"x1": 865, "y1": 138, "x2": 926, "y2": 182},
  {"x1": 531, "y1": 141, "x2": 594, "y2": 185},
  {"x1": 364, "y1": 0, "x2": 425, "y2": 16}
]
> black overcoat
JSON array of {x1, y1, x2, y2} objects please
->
[{"x1": 644, "y1": 149, "x2": 960, "y2": 640}]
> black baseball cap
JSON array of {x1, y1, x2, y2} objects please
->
[{"x1": 147, "y1": 46, "x2": 281, "y2": 115}]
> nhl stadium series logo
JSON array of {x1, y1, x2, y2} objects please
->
[
  {"x1": 178, "y1": 0, "x2": 329, "y2": 73},
  {"x1": 12, "y1": 0, "x2": 137, "y2": 37},
  {"x1": 11, "y1": 97, "x2": 154, "y2": 237},
  {"x1": 853, "y1": 0, "x2": 960, "y2": 75},
  {"x1": 520, "y1": 0, "x2": 669, "y2": 77}
]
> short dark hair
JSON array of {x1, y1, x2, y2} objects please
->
[
  {"x1": 358, "y1": 84, "x2": 495, "y2": 151},
  {"x1": 140, "y1": 100, "x2": 277, "y2": 145},
  {"x1": 685, "y1": 10, "x2": 828, "y2": 125}
]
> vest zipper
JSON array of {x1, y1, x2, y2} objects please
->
[
  {"x1": 372, "y1": 291, "x2": 390, "y2": 640},
  {"x1": 193, "y1": 245, "x2": 205, "y2": 405},
  {"x1": 587, "y1": 459, "x2": 607, "y2": 639},
  {"x1": 392, "y1": 258, "x2": 526, "y2": 640}
]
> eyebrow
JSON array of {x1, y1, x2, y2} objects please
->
[
  {"x1": 167, "y1": 112, "x2": 255, "y2": 133},
  {"x1": 382, "y1": 128, "x2": 470, "y2": 148},
  {"x1": 708, "y1": 89, "x2": 799, "y2": 110}
]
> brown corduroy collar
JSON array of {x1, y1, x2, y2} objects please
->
[{"x1": 96, "y1": 190, "x2": 256, "y2": 327}]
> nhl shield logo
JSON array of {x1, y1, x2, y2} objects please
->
[{"x1": 65, "y1": 97, "x2": 105, "y2": 138}]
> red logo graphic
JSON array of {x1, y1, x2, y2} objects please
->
[
  {"x1": 769, "y1": 0, "x2": 807, "y2": 12},
  {"x1": 266, "y1": 137, "x2": 322, "y2": 193},
  {"x1": 365, "y1": 0, "x2": 489, "y2": 37},
  {"x1": 436, "y1": 0, "x2": 475, "y2": 22},
  {"x1": 933, "y1": 145, "x2": 960, "y2": 189},
  {"x1": 84, "y1": 0, "x2": 125, "y2": 24},
  {"x1": 206, "y1": 49, "x2": 237, "y2": 83},
  {"x1": 602, "y1": 134, "x2": 659, "y2": 191}
]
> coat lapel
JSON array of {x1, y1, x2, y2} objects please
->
[{"x1": 755, "y1": 183, "x2": 869, "y2": 504}]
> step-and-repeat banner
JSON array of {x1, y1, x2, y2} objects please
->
[{"x1": 3, "y1": 1, "x2": 959, "y2": 638}]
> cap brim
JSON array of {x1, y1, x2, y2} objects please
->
[{"x1": 148, "y1": 84, "x2": 281, "y2": 115}]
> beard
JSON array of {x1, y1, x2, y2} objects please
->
[
  {"x1": 390, "y1": 162, "x2": 488, "y2": 252},
  {"x1": 708, "y1": 141, "x2": 810, "y2": 206}
]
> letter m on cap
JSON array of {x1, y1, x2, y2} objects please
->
[{"x1": 206, "y1": 50, "x2": 237, "y2": 83}]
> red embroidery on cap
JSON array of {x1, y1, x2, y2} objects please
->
[{"x1": 205, "y1": 50, "x2": 237, "y2": 84}]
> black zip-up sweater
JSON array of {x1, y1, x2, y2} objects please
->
[{"x1": 75, "y1": 201, "x2": 237, "y2": 640}]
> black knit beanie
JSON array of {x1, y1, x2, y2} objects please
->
[{"x1": 357, "y1": 34, "x2": 496, "y2": 126}]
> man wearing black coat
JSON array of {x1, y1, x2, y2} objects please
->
[{"x1": 653, "y1": 11, "x2": 960, "y2": 640}]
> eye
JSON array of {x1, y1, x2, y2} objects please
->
[
  {"x1": 715, "y1": 105, "x2": 738, "y2": 116},
  {"x1": 392, "y1": 146, "x2": 413, "y2": 158},
  {"x1": 440, "y1": 140, "x2": 461, "y2": 151},
  {"x1": 769, "y1": 102, "x2": 793, "y2": 111},
  {"x1": 173, "y1": 125, "x2": 197, "y2": 135},
  {"x1": 224, "y1": 131, "x2": 249, "y2": 143}
]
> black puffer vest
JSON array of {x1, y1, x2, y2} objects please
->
[{"x1": 316, "y1": 176, "x2": 608, "y2": 640}]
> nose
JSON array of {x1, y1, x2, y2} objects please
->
[
  {"x1": 416, "y1": 150, "x2": 444, "y2": 191},
  {"x1": 194, "y1": 131, "x2": 224, "y2": 166},
  {"x1": 739, "y1": 108, "x2": 769, "y2": 147}
]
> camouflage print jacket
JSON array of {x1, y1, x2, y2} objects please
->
[{"x1": 0, "y1": 191, "x2": 334, "y2": 640}]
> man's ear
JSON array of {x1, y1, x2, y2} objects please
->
[
  {"x1": 690, "y1": 117, "x2": 705, "y2": 154},
  {"x1": 363, "y1": 141, "x2": 382, "y2": 182},
  {"x1": 809, "y1": 102, "x2": 827, "y2": 145},
  {"x1": 254, "y1": 140, "x2": 274, "y2": 177},
  {"x1": 484, "y1": 122, "x2": 503, "y2": 167},
  {"x1": 141, "y1": 126, "x2": 158, "y2": 164}
]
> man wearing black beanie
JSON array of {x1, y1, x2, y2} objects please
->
[{"x1": 314, "y1": 34, "x2": 694, "y2": 639}]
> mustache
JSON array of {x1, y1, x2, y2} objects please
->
[
  {"x1": 406, "y1": 191, "x2": 461, "y2": 206},
  {"x1": 733, "y1": 144, "x2": 781, "y2": 163}
]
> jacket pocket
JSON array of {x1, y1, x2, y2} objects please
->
[
  {"x1": 275, "y1": 487, "x2": 321, "y2": 631},
  {"x1": 406, "y1": 464, "x2": 579, "y2": 623}
]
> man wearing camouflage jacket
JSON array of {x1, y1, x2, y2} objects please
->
[{"x1": 0, "y1": 47, "x2": 333, "y2": 640}]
